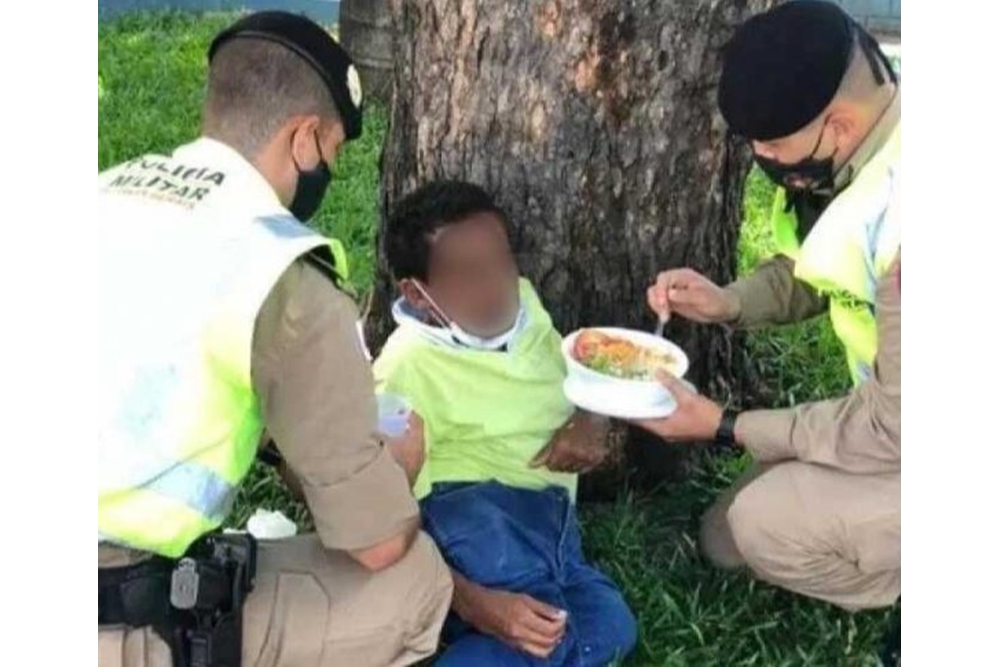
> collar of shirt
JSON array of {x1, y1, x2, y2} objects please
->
[
  {"x1": 389, "y1": 279, "x2": 538, "y2": 353},
  {"x1": 173, "y1": 136, "x2": 290, "y2": 219},
  {"x1": 390, "y1": 297, "x2": 529, "y2": 353},
  {"x1": 833, "y1": 86, "x2": 901, "y2": 192}
]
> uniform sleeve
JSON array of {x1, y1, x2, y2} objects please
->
[
  {"x1": 723, "y1": 255, "x2": 829, "y2": 328},
  {"x1": 735, "y1": 253, "x2": 901, "y2": 474},
  {"x1": 251, "y1": 260, "x2": 419, "y2": 551}
]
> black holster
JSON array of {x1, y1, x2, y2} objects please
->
[{"x1": 99, "y1": 533, "x2": 257, "y2": 667}]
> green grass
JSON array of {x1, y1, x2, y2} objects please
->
[
  {"x1": 98, "y1": 10, "x2": 384, "y2": 295},
  {"x1": 100, "y1": 13, "x2": 891, "y2": 665},
  {"x1": 582, "y1": 462, "x2": 889, "y2": 665}
]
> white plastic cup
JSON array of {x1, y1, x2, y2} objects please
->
[{"x1": 377, "y1": 393, "x2": 412, "y2": 438}]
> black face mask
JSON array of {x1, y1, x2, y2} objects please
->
[
  {"x1": 288, "y1": 132, "x2": 332, "y2": 222},
  {"x1": 754, "y1": 117, "x2": 837, "y2": 195}
]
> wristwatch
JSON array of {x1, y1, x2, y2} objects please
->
[{"x1": 714, "y1": 408, "x2": 740, "y2": 447}]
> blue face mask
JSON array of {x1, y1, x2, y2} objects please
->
[{"x1": 411, "y1": 281, "x2": 525, "y2": 351}]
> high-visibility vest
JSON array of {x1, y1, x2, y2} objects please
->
[
  {"x1": 770, "y1": 123, "x2": 900, "y2": 385},
  {"x1": 98, "y1": 138, "x2": 338, "y2": 557}
]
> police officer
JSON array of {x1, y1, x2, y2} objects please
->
[
  {"x1": 639, "y1": 0, "x2": 901, "y2": 614},
  {"x1": 98, "y1": 12, "x2": 451, "y2": 666}
]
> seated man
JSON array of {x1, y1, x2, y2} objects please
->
[{"x1": 373, "y1": 181, "x2": 638, "y2": 666}]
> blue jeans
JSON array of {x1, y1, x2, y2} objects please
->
[{"x1": 421, "y1": 481, "x2": 637, "y2": 666}]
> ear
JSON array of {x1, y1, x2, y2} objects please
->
[
  {"x1": 399, "y1": 279, "x2": 432, "y2": 312},
  {"x1": 828, "y1": 107, "x2": 858, "y2": 152},
  {"x1": 289, "y1": 115, "x2": 323, "y2": 168}
]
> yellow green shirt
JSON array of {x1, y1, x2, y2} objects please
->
[{"x1": 373, "y1": 279, "x2": 576, "y2": 500}]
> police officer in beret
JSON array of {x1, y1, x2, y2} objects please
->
[
  {"x1": 639, "y1": 0, "x2": 901, "y2": 617},
  {"x1": 98, "y1": 12, "x2": 451, "y2": 666}
]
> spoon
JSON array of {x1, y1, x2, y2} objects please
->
[{"x1": 653, "y1": 311, "x2": 669, "y2": 338}]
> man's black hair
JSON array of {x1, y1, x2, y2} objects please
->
[{"x1": 385, "y1": 180, "x2": 511, "y2": 281}]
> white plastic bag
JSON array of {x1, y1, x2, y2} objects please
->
[{"x1": 245, "y1": 508, "x2": 297, "y2": 540}]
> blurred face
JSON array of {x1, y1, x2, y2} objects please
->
[{"x1": 401, "y1": 212, "x2": 520, "y2": 338}]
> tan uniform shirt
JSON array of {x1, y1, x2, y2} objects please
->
[
  {"x1": 251, "y1": 260, "x2": 419, "y2": 550},
  {"x1": 725, "y1": 255, "x2": 829, "y2": 328},
  {"x1": 726, "y1": 253, "x2": 901, "y2": 475}
]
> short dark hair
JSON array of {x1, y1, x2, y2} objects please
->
[
  {"x1": 202, "y1": 38, "x2": 340, "y2": 158},
  {"x1": 385, "y1": 181, "x2": 511, "y2": 281}
]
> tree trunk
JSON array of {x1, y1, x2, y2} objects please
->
[
  {"x1": 369, "y1": 0, "x2": 774, "y2": 497},
  {"x1": 339, "y1": 0, "x2": 394, "y2": 105}
]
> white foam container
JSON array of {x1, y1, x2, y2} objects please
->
[{"x1": 561, "y1": 327, "x2": 692, "y2": 419}]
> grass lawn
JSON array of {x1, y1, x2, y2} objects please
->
[{"x1": 99, "y1": 12, "x2": 892, "y2": 665}]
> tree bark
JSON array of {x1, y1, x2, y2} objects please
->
[
  {"x1": 339, "y1": 0, "x2": 394, "y2": 105},
  {"x1": 369, "y1": 0, "x2": 774, "y2": 496}
]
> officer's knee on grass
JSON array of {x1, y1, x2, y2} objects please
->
[
  {"x1": 725, "y1": 475, "x2": 808, "y2": 579},
  {"x1": 700, "y1": 500, "x2": 747, "y2": 570}
]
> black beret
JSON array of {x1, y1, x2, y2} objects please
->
[
  {"x1": 209, "y1": 11, "x2": 364, "y2": 140},
  {"x1": 719, "y1": 1, "x2": 856, "y2": 141}
]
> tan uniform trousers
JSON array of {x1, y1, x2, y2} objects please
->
[
  {"x1": 700, "y1": 461, "x2": 900, "y2": 611},
  {"x1": 98, "y1": 532, "x2": 453, "y2": 667}
]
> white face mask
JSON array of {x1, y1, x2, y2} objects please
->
[{"x1": 411, "y1": 281, "x2": 524, "y2": 351}]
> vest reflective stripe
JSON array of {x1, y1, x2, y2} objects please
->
[
  {"x1": 771, "y1": 124, "x2": 900, "y2": 385},
  {"x1": 145, "y1": 460, "x2": 238, "y2": 521},
  {"x1": 99, "y1": 147, "x2": 335, "y2": 558},
  {"x1": 773, "y1": 198, "x2": 885, "y2": 385},
  {"x1": 99, "y1": 489, "x2": 221, "y2": 557}
]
